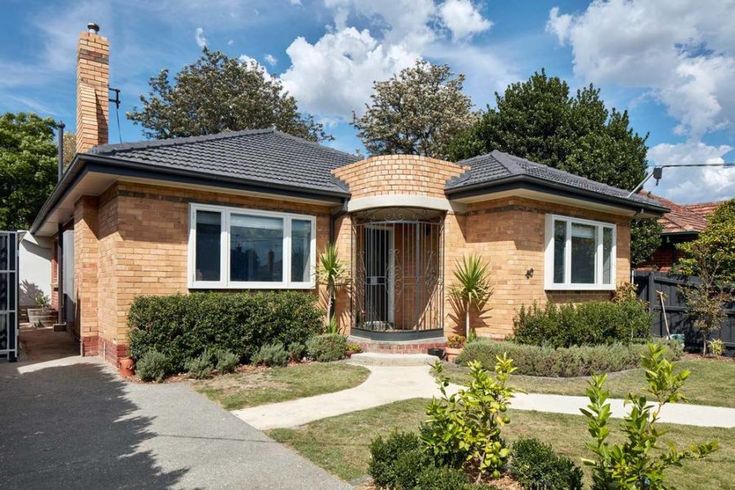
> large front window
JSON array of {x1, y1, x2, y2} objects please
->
[
  {"x1": 189, "y1": 204, "x2": 316, "y2": 289},
  {"x1": 545, "y1": 214, "x2": 616, "y2": 290}
]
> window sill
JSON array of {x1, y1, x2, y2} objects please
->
[
  {"x1": 189, "y1": 283, "x2": 316, "y2": 290},
  {"x1": 544, "y1": 284, "x2": 616, "y2": 292}
]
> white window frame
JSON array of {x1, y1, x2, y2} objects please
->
[
  {"x1": 188, "y1": 203, "x2": 317, "y2": 290},
  {"x1": 544, "y1": 214, "x2": 616, "y2": 291}
]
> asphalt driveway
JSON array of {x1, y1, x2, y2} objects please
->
[{"x1": 0, "y1": 355, "x2": 349, "y2": 489}]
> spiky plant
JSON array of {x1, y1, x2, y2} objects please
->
[
  {"x1": 450, "y1": 255, "x2": 493, "y2": 339},
  {"x1": 316, "y1": 243, "x2": 348, "y2": 332}
]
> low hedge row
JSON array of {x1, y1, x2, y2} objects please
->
[
  {"x1": 513, "y1": 300, "x2": 651, "y2": 348},
  {"x1": 455, "y1": 339, "x2": 683, "y2": 377},
  {"x1": 128, "y1": 291, "x2": 323, "y2": 372}
]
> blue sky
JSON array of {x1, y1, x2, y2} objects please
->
[{"x1": 1, "y1": 0, "x2": 733, "y2": 202}]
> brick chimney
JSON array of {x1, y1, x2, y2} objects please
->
[{"x1": 76, "y1": 22, "x2": 109, "y2": 154}]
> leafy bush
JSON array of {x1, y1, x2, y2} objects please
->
[
  {"x1": 186, "y1": 353, "x2": 214, "y2": 379},
  {"x1": 509, "y1": 438, "x2": 583, "y2": 490},
  {"x1": 447, "y1": 335, "x2": 465, "y2": 348},
  {"x1": 214, "y1": 349, "x2": 239, "y2": 373},
  {"x1": 136, "y1": 349, "x2": 170, "y2": 382},
  {"x1": 412, "y1": 466, "x2": 480, "y2": 490},
  {"x1": 422, "y1": 359, "x2": 515, "y2": 479},
  {"x1": 306, "y1": 333, "x2": 346, "y2": 362},
  {"x1": 128, "y1": 291, "x2": 322, "y2": 371},
  {"x1": 252, "y1": 343, "x2": 289, "y2": 367},
  {"x1": 369, "y1": 431, "x2": 425, "y2": 489},
  {"x1": 456, "y1": 339, "x2": 682, "y2": 377},
  {"x1": 287, "y1": 342, "x2": 306, "y2": 362},
  {"x1": 346, "y1": 342, "x2": 362, "y2": 355},
  {"x1": 513, "y1": 300, "x2": 651, "y2": 348},
  {"x1": 583, "y1": 343, "x2": 718, "y2": 488}
]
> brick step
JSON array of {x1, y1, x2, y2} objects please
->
[
  {"x1": 348, "y1": 352, "x2": 440, "y2": 366},
  {"x1": 348, "y1": 335, "x2": 447, "y2": 355}
]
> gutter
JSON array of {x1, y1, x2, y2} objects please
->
[
  {"x1": 31, "y1": 153, "x2": 350, "y2": 234},
  {"x1": 445, "y1": 175, "x2": 670, "y2": 215}
]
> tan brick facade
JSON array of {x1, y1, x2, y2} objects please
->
[{"x1": 76, "y1": 29, "x2": 109, "y2": 154}]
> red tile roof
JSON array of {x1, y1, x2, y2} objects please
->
[{"x1": 638, "y1": 193, "x2": 723, "y2": 234}]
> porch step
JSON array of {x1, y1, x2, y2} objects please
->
[
  {"x1": 348, "y1": 352, "x2": 441, "y2": 367},
  {"x1": 348, "y1": 335, "x2": 447, "y2": 355}
]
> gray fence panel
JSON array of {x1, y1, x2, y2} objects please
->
[{"x1": 0, "y1": 231, "x2": 18, "y2": 361}]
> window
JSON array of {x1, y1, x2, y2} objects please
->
[
  {"x1": 189, "y1": 204, "x2": 316, "y2": 289},
  {"x1": 544, "y1": 214, "x2": 616, "y2": 290}
]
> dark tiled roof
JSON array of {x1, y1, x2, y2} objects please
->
[
  {"x1": 88, "y1": 128, "x2": 358, "y2": 195},
  {"x1": 448, "y1": 150, "x2": 664, "y2": 210}
]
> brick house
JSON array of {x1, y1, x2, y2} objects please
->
[
  {"x1": 636, "y1": 193, "x2": 723, "y2": 272},
  {"x1": 31, "y1": 26, "x2": 667, "y2": 365}
]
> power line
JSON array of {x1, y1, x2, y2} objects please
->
[{"x1": 628, "y1": 162, "x2": 734, "y2": 197}]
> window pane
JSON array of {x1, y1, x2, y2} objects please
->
[
  {"x1": 553, "y1": 221, "x2": 566, "y2": 283},
  {"x1": 291, "y1": 219, "x2": 312, "y2": 283},
  {"x1": 571, "y1": 223, "x2": 596, "y2": 284},
  {"x1": 603, "y1": 227, "x2": 613, "y2": 284},
  {"x1": 230, "y1": 214, "x2": 283, "y2": 282},
  {"x1": 195, "y1": 211, "x2": 221, "y2": 281}
]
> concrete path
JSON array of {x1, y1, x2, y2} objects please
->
[
  {"x1": 234, "y1": 363, "x2": 735, "y2": 430},
  {"x1": 0, "y1": 356, "x2": 348, "y2": 490}
]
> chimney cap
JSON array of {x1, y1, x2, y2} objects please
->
[{"x1": 87, "y1": 22, "x2": 99, "y2": 34}]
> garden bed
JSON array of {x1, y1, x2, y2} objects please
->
[
  {"x1": 193, "y1": 362, "x2": 369, "y2": 410},
  {"x1": 270, "y1": 398, "x2": 735, "y2": 489}
]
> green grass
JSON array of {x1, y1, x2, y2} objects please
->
[
  {"x1": 270, "y1": 398, "x2": 735, "y2": 488},
  {"x1": 193, "y1": 362, "x2": 370, "y2": 410},
  {"x1": 442, "y1": 357, "x2": 735, "y2": 408}
]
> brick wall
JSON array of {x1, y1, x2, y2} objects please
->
[
  {"x1": 76, "y1": 30, "x2": 109, "y2": 154},
  {"x1": 332, "y1": 155, "x2": 467, "y2": 198},
  {"x1": 74, "y1": 196, "x2": 100, "y2": 355}
]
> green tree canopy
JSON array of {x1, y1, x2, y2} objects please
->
[
  {"x1": 0, "y1": 112, "x2": 58, "y2": 230},
  {"x1": 353, "y1": 60, "x2": 475, "y2": 159},
  {"x1": 677, "y1": 199, "x2": 735, "y2": 284},
  {"x1": 128, "y1": 48, "x2": 329, "y2": 142},
  {"x1": 448, "y1": 69, "x2": 660, "y2": 265}
]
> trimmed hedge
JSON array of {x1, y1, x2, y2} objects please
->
[
  {"x1": 456, "y1": 339, "x2": 683, "y2": 377},
  {"x1": 509, "y1": 438, "x2": 583, "y2": 489},
  {"x1": 128, "y1": 291, "x2": 322, "y2": 373},
  {"x1": 513, "y1": 300, "x2": 651, "y2": 348}
]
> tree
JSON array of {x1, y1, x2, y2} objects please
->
[
  {"x1": 450, "y1": 255, "x2": 493, "y2": 339},
  {"x1": 631, "y1": 218, "x2": 663, "y2": 267},
  {"x1": 128, "y1": 48, "x2": 329, "y2": 142},
  {"x1": 0, "y1": 113, "x2": 58, "y2": 230},
  {"x1": 353, "y1": 60, "x2": 475, "y2": 159},
  {"x1": 316, "y1": 243, "x2": 349, "y2": 333},
  {"x1": 62, "y1": 132, "x2": 76, "y2": 167},
  {"x1": 448, "y1": 70, "x2": 660, "y2": 264}
]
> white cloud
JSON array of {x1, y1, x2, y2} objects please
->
[
  {"x1": 264, "y1": 54, "x2": 278, "y2": 66},
  {"x1": 281, "y1": 27, "x2": 418, "y2": 119},
  {"x1": 227, "y1": 39, "x2": 234, "y2": 46},
  {"x1": 194, "y1": 27, "x2": 207, "y2": 49},
  {"x1": 547, "y1": 0, "x2": 735, "y2": 139},
  {"x1": 439, "y1": 0, "x2": 492, "y2": 41},
  {"x1": 646, "y1": 141, "x2": 735, "y2": 203}
]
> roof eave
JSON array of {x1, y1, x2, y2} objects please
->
[
  {"x1": 445, "y1": 175, "x2": 670, "y2": 215},
  {"x1": 30, "y1": 153, "x2": 350, "y2": 235}
]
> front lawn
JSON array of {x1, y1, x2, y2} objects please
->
[
  {"x1": 194, "y1": 362, "x2": 369, "y2": 410},
  {"x1": 270, "y1": 398, "x2": 735, "y2": 488},
  {"x1": 442, "y1": 357, "x2": 735, "y2": 408}
]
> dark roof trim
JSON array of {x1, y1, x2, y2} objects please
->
[
  {"x1": 31, "y1": 153, "x2": 348, "y2": 234},
  {"x1": 445, "y1": 175, "x2": 670, "y2": 214}
]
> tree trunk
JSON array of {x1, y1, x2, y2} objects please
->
[{"x1": 465, "y1": 302, "x2": 470, "y2": 339}]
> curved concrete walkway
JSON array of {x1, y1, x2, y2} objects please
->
[{"x1": 233, "y1": 363, "x2": 735, "y2": 430}]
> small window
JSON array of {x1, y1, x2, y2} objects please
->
[
  {"x1": 545, "y1": 214, "x2": 616, "y2": 290},
  {"x1": 189, "y1": 204, "x2": 316, "y2": 289}
]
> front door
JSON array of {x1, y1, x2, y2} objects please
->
[{"x1": 363, "y1": 226, "x2": 394, "y2": 328}]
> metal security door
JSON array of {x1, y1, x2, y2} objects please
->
[
  {"x1": 0, "y1": 231, "x2": 18, "y2": 361},
  {"x1": 363, "y1": 226, "x2": 394, "y2": 327}
]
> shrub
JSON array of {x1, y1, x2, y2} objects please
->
[
  {"x1": 252, "y1": 343, "x2": 289, "y2": 367},
  {"x1": 513, "y1": 300, "x2": 651, "y2": 348},
  {"x1": 447, "y1": 335, "x2": 466, "y2": 348},
  {"x1": 136, "y1": 349, "x2": 170, "y2": 382},
  {"x1": 456, "y1": 339, "x2": 682, "y2": 377},
  {"x1": 509, "y1": 438, "x2": 583, "y2": 490},
  {"x1": 186, "y1": 353, "x2": 214, "y2": 379},
  {"x1": 422, "y1": 359, "x2": 515, "y2": 479},
  {"x1": 128, "y1": 291, "x2": 322, "y2": 371},
  {"x1": 307, "y1": 333, "x2": 346, "y2": 362},
  {"x1": 413, "y1": 466, "x2": 480, "y2": 490},
  {"x1": 369, "y1": 431, "x2": 425, "y2": 489},
  {"x1": 583, "y1": 343, "x2": 718, "y2": 488},
  {"x1": 287, "y1": 342, "x2": 306, "y2": 362},
  {"x1": 214, "y1": 349, "x2": 239, "y2": 373},
  {"x1": 346, "y1": 342, "x2": 362, "y2": 355}
]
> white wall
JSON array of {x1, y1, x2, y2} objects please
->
[{"x1": 18, "y1": 232, "x2": 52, "y2": 308}]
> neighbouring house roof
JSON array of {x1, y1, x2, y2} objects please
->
[
  {"x1": 88, "y1": 128, "x2": 358, "y2": 195},
  {"x1": 639, "y1": 193, "x2": 722, "y2": 235},
  {"x1": 446, "y1": 150, "x2": 667, "y2": 213}
]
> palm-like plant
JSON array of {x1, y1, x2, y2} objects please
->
[
  {"x1": 316, "y1": 243, "x2": 348, "y2": 331},
  {"x1": 450, "y1": 255, "x2": 493, "y2": 339}
]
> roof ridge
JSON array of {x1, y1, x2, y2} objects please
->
[
  {"x1": 490, "y1": 150, "x2": 527, "y2": 175},
  {"x1": 88, "y1": 127, "x2": 277, "y2": 155}
]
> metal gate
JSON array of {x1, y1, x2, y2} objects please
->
[{"x1": 0, "y1": 231, "x2": 18, "y2": 361}]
